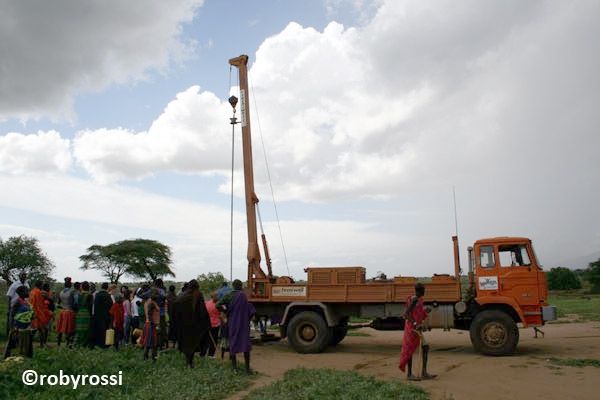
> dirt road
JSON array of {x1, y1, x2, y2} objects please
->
[{"x1": 230, "y1": 322, "x2": 600, "y2": 400}]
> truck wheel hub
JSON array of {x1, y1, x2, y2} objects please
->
[
  {"x1": 300, "y1": 324, "x2": 316, "y2": 341},
  {"x1": 482, "y1": 322, "x2": 507, "y2": 347}
]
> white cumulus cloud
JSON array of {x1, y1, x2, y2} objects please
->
[
  {"x1": 73, "y1": 86, "x2": 230, "y2": 182},
  {"x1": 0, "y1": 131, "x2": 72, "y2": 174}
]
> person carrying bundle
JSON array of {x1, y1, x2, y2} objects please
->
[
  {"x1": 398, "y1": 282, "x2": 437, "y2": 381},
  {"x1": 4, "y1": 286, "x2": 35, "y2": 359}
]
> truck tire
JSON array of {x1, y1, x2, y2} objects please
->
[
  {"x1": 287, "y1": 311, "x2": 331, "y2": 353},
  {"x1": 470, "y1": 309, "x2": 519, "y2": 356}
]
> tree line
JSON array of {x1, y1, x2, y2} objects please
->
[
  {"x1": 546, "y1": 262, "x2": 600, "y2": 293},
  {"x1": 1, "y1": 236, "x2": 174, "y2": 285}
]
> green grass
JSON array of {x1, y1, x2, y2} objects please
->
[
  {"x1": 346, "y1": 331, "x2": 371, "y2": 337},
  {"x1": 0, "y1": 346, "x2": 252, "y2": 399},
  {"x1": 548, "y1": 293, "x2": 600, "y2": 321},
  {"x1": 549, "y1": 358, "x2": 600, "y2": 368},
  {"x1": 348, "y1": 316, "x2": 371, "y2": 323},
  {"x1": 244, "y1": 368, "x2": 429, "y2": 400}
]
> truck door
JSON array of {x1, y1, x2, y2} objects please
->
[
  {"x1": 497, "y1": 244, "x2": 539, "y2": 307},
  {"x1": 475, "y1": 245, "x2": 500, "y2": 295}
]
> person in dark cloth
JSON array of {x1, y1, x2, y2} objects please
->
[
  {"x1": 217, "y1": 279, "x2": 255, "y2": 374},
  {"x1": 91, "y1": 282, "x2": 113, "y2": 348},
  {"x1": 166, "y1": 285, "x2": 178, "y2": 348},
  {"x1": 174, "y1": 279, "x2": 210, "y2": 368}
]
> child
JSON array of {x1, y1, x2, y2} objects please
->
[
  {"x1": 141, "y1": 291, "x2": 160, "y2": 362},
  {"x1": 109, "y1": 295, "x2": 125, "y2": 350}
]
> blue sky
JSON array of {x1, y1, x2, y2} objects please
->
[{"x1": 1, "y1": 0, "x2": 599, "y2": 282}]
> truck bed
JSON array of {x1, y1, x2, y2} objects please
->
[{"x1": 250, "y1": 279, "x2": 461, "y2": 304}]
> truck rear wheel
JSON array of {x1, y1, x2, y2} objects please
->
[
  {"x1": 287, "y1": 311, "x2": 331, "y2": 353},
  {"x1": 470, "y1": 309, "x2": 519, "y2": 356}
]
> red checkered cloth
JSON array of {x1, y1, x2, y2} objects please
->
[{"x1": 56, "y1": 310, "x2": 76, "y2": 334}]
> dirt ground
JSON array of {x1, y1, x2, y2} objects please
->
[{"x1": 230, "y1": 322, "x2": 600, "y2": 400}]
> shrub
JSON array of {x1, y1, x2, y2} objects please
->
[{"x1": 546, "y1": 267, "x2": 581, "y2": 290}]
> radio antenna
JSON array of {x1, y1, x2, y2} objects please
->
[{"x1": 453, "y1": 186, "x2": 459, "y2": 237}]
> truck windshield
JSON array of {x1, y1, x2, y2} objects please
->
[{"x1": 498, "y1": 244, "x2": 531, "y2": 267}]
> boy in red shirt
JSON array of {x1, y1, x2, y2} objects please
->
[{"x1": 110, "y1": 295, "x2": 125, "y2": 350}]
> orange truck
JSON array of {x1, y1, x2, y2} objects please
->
[{"x1": 228, "y1": 55, "x2": 557, "y2": 355}]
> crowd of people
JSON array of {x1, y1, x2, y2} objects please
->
[
  {"x1": 6, "y1": 272, "x2": 436, "y2": 380},
  {"x1": 4, "y1": 272, "x2": 256, "y2": 373}
]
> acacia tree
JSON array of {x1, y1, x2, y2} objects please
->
[
  {"x1": 110, "y1": 239, "x2": 174, "y2": 282},
  {"x1": 80, "y1": 244, "x2": 128, "y2": 284},
  {"x1": 0, "y1": 236, "x2": 55, "y2": 284}
]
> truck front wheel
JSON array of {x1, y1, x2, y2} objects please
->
[
  {"x1": 287, "y1": 311, "x2": 331, "y2": 353},
  {"x1": 470, "y1": 309, "x2": 519, "y2": 356}
]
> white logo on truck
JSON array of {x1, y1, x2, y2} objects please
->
[
  {"x1": 272, "y1": 286, "x2": 307, "y2": 297},
  {"x1": 478, "y1": 276, "x2": 499, "y2": 290}
]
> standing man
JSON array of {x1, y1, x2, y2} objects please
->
[
  {"x1": 174, "y1": 279, "x2": 210, "y2": 368},
  {"x1": 91, "y1": 283, "x2": 113, "y2": 348},
  {"x1": 217, "y1": 279, "x2": 255, "y2": 374},
  {"x1": 56, "y1": 277, "x2": 77, "y2": 347},
  {"x1": 6, "y1": 272, "x2": 29, "y2": 335},
  {"x1": 398, "y1": 282, "x2": 437, "y2": 380}
]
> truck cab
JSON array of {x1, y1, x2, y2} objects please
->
[{"x1": 466, "y1": 237, "x2": 556, "y2": 354}]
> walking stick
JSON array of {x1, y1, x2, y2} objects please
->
[
  {"x1": 208, "y1": 330, "x2": 218, "y2": 351},
  {"x1": 415, "y1": 330, "x2": 424, "y2": 378}
]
